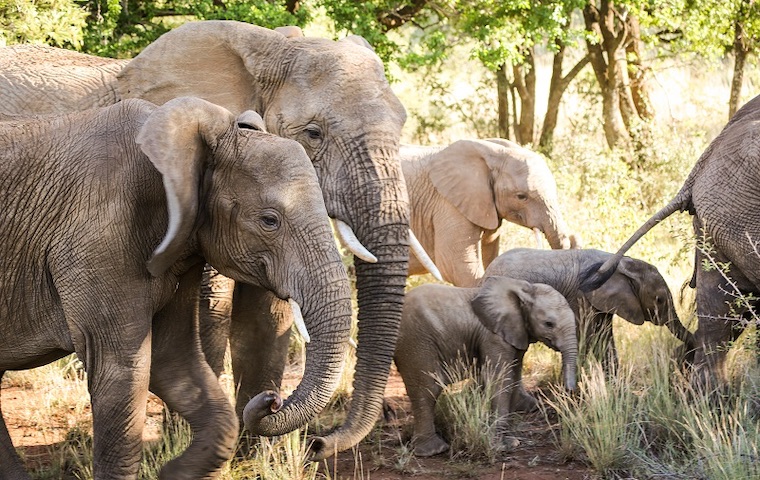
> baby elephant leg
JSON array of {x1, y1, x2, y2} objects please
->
[{"x1": 397, "y1": 361, "x2": 448, "y2": 456}]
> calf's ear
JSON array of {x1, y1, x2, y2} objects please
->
[
  {"x1": 471, "y1": 276, "x2": 533, "y2": 350},
  {"x1": 136, "y1": 97, "x2": 233, "y2": 276}
]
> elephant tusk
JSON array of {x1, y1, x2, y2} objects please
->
[
  {"x1": 348, "y1": 337, "x2": 358, "y2": 349},
  {"x1": 409, "y1": 230, "x2": 444, "y2": 282},
  {"x1": 289, "y1": 298, "x2": 310, "y2": 343},
  {"x1": 533, "y1": 228, "x2": 543, "y2": 249},
  {"x1": 334, "y1": 219, "x2": 378, "y2": 263}
]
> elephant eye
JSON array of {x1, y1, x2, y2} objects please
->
[
  {"x1": 515, "y1": 193, "x2": 528, "y2": 201},
  {"x1": 259, "y1": 211, "x2": 281, "y2": 231},
  {"x1": 544, "y1": 321, "x2": 555, "y2": 328},
  {"x1": 305, "y1": 126, "x2": 323, "y2": 140}
]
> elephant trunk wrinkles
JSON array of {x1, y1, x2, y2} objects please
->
[
  {"x1": 243, "y1": 260, "x2": 352, "y2": 436},
  {"x1": 309, "y1": 230, "x2": 409, "y2": 460},
  {"x1": 542, "y1": 205, "x2": 577, "y2": 250},
  {"x1": 559, "y1": 328, "x2": 578, "y2": 391}
]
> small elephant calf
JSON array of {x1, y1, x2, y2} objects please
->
[{"x1": 394, "y1": 276, "x2": 578, "y2": 457}]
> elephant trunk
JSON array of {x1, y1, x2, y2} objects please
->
[
  {"x1": 243, "y1": 259, "x2": 352, "y2": 436},
  {"x1": 542, "y1": 205, "x2": 580, "y2": 250},
  {"x1": 308, "y1": 159, "x2": 410, "y2": 460},
  {"x1": 559, "y1": 327, "x2": 578, "y2": 391}
]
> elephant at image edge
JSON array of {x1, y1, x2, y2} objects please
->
[
  {"x1": 484, "y1": 248, "x2": 696, "y2": 380},
  {"x1": 583, "y1": 93, "x2": 760, "y2": 389},
  {"x1": 0, "y1": 21, "x2": 415, "y2": 458},
  {"x1": 402, "y1": 138, "x2": 581, "y2": 287},
  {"x1": 394, "y1": 276, "x2": 578, "y2": 457},
  {"x1": 0, "y1": 97, "x2": 352, "y2": 479}
]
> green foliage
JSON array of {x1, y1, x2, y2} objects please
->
[{"x1": 0, "y1": 0, "x2": 88, "y2": 48}]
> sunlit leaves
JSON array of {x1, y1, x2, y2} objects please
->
[{"x1": 0, "y1": 0, "x2": 88, "y2": 48}]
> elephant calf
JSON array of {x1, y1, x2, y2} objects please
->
[
  {"x1": 394, "y1": 276, "x2": 578, "y2": 457},
  {"x1": 483, "y1": 248, "x2": 696, "y2": 372}
]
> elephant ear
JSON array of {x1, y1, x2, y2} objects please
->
[
  {"x1": 428, "y1": 139, "x2": 499, "y2": 230},
  {"x1": 136, "y1": 96, "x2": 234, "y2": 277},
  {"x1": 471, "y1": 276, "x2": 533, "y2": 350},
  {"x1": 340, "y1": 34, "x2": 375, "y2": 51},
  {"x1": 586, "y1": 257, "x2": 646, "y2": 325},
  {"x1": 117, "y1": 22, "x2": 278, "y2": 115}
]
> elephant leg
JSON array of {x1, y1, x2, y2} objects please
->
[
  {"x1": 230, "y1": 283, "x2": 293, "y2": 420},
  {"x1": 396, "y1": 362, "x2": 447, "y2": 457},
  {"x1": 199, "y1": 264, "x2": 236, "y2": 377},
  {"x1": 692, "y1": 247, "x2": 746, "y2": 390},
  {"x1": 75, "y1": 317, "x2": 151, "y2": 478},
  {"x1": 150, "y1": 265, "x2": 238, "y2": 478},
  {"x1": 0, "y1": 372, "x2": 32, "y2": 480}
]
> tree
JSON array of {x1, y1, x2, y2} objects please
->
[{"x1": 0, "y1": 0, "x2": 87, "y2": 48}]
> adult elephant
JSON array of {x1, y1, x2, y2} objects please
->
[
  {"x1": 0, "y1": 21, "x2": 436, "y2": 458},
  {"x1": 583, "y1": 94, "x2": 760, "y2": 389},
  {"x1": 401, "y1": 138, "x2": 580, "y2": 287},
  {"x1": 484, "y1": 249, "x2": 695, "y2": 377},
  {"x1": 0, "y1": 97, "x2": 352, "y2": 479}
]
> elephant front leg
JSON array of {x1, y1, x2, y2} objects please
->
[
  {"x1": 0, "y1": 372, "x2": 32, "y2": 480},
  {"x1": 199, "y1": 265, "x2": 236, "y2": 377},
  {"x1": 151, "y1": 265, "x2": 238, "y2": 478},
  {"x1": 230, "y1": 283, "x2": 293, "y2": 421}
]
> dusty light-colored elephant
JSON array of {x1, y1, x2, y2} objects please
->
[
  {"x1": 583, "y1": 93, "x2": 760, "y2": 389},
  {"x1": 394, "y1": 276, "x2": 577, "y2": 457},
  {"x1": 0, "y1": 97, "x2": 353, "y2": 479},
  {"x1": 401, "y1": 138, "x2": 580, "y2": 287},
  {"x1": 0, "y1": 21, "x2": 434, "y2": 458}
]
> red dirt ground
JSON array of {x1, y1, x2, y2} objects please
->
[{"x1": 3, "y1": 367, "x2": 594, "y2": 479}]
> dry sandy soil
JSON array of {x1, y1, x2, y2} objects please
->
[{"x1": 3, "y1": 367, "x2": 594, "y2": 479}]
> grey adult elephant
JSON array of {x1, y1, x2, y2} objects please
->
[
  {"x1": 0, "y1": 21, "x2": 432, "y2": 458},
  {"x1": 483, "y1": 248, "x2": 695, "y2": 376},
  {"x1": 401, "y1": 138, "x2": 580, "y2": 287},
  {"x1": 0, "y1": 97, "x2": 352, "y2": 479},
  {"x1": 394, "y1": 277, "x2": 577, "y2": 457},
  {"x1": 583, "y1": 94, "x2": 760, "y2": 389}
]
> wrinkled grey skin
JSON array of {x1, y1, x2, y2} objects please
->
[
  {"x1": 401, "y1": 138, "x2": 580, "y2": 287},
  {"x1": 583, "y1": 94, "x2": 760, "y2": 389},
  {"x1": 0, "y1": 21, "x2": 408, "y2": 458},
  {"x1": 484, "y1": 248, "x2": 695, "y2": 374},
  {"x1": 394, "y1": 277, "x2": 577, "y2": 457},
  {"x1": 0, "y1": 97, "x2": 352, "y2": 479}
]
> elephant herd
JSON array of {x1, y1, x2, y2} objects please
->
[{"x1": 0, "y1": 19, "x2": 758, "y2": 479}]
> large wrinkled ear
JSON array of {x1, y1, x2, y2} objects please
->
[
  {"x1": 471, "y1": 276, "x2": 533, "y2": 350},
  {"x1": 428, "y1": 140, "x2": 499, "y2": 230},
  {"x1": 117, "y1": 22, "x2": 281, "y2": 114},
  {"x1": 136, "y1": 97, "x2": 234, "y2": 276},
  {"x1": 586, "y1": 257, "x2": 646, "y2": 325}
]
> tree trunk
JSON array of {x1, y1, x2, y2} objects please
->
[
  {"x1": 625, "y1": 15, "x2": 654, "y2": 121},
  {"x1": 583, "y1": 1, "x2": 630, "y2": 150},
  {"x1": 496, "y1": 64, "x2": 511, "y2": 140},
  {"x1": 729, "y1": 20, "x2": 748, "y2": 119},
  {"x1": 539, "y1": 40, "x2": 591, "y2": 152},
  {"x1": 512, "y1": 50, "x2": 536, "y2": 146}
]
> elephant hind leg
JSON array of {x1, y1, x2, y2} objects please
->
[{"x1": 0, "y1": 372, "x2": 32, "y2": 479}]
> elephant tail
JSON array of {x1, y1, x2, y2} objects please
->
[{"x1": 580, "y1": 192, "x2": 691, "y2": 293}]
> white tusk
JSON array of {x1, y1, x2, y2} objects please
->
[
  {"x1": 289, "y1": 298, "x2": 310, "y2": 343},
  {"x1": 409, "y1": 230, "x2": 443, "y2": 282},
  {"x1": 348, "y1": 337, "x2": 358, "y2": 349},
  {"x1": 533, "y1": 228, "x2": 543, "y2": 249},
  {"x1": 334, "y1": 219, "x2": 378, "y2": 263}
]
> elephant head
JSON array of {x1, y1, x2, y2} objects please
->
[
  {"x1": 116, "y1": 21, "x2": 413, "y2": 456},
  {"x1": 472, "y1": 276, "x2": 578, "y2": 391},
  {"x1": 138, "y1": 97, "x2": 353, "y2": 436},
  {"x1": 430, "y1": 138, "x2": 579, "y2": 250},
  {"x1": 585, "y1": 257, "x2": 695, "y2": 347}
]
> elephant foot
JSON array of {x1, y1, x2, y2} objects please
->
[
  {"x1": 413, "y1": 433, "x2": 449, "y2": 457},
  {"x1": 513, "y1": 388, "x2": 539, "y2": 413},
  {"x1": 242, "y1": 390, "x2": 282, "y2": 433}
]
